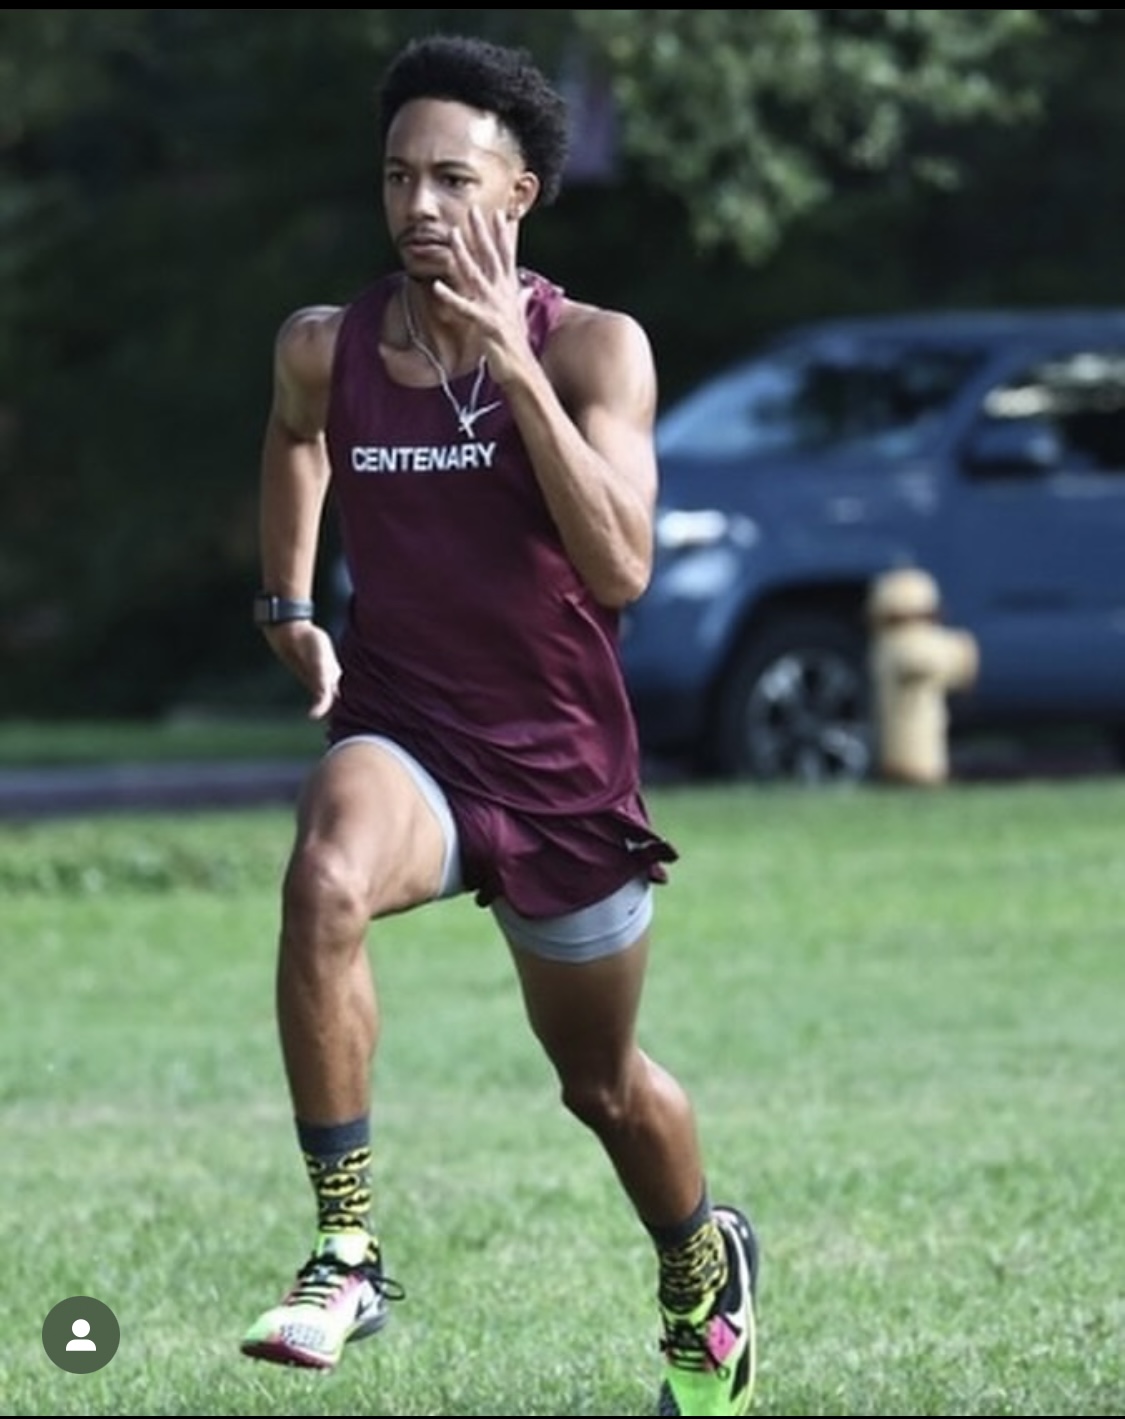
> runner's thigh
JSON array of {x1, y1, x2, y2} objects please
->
[{"x1": 294, "y1": 736, "x2": 457, "y2": 917}]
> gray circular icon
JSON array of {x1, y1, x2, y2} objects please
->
[{"x1": 42, "y1": 1295, "x2": 120, "y2": 1373}]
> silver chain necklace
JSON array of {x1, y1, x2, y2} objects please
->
[{"x1": 401, "y1": 281, "x2": 499, "y2": 439}]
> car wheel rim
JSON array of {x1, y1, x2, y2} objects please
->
[{"x1": 742, "y1": 650, "x2": 871, "y2": 782}]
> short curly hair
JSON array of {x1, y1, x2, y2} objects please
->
[{"x1": 378, "y1": 34, "x2": 570, "y2": 207}]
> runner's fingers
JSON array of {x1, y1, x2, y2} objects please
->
[{"x1": 445, "y1": 224, "x2": 489, "y2": 299}]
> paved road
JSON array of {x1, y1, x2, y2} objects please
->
[
  {"x1": 0, "y1": 758, "x2": 312, "y2": 820},
  {"x1": 0, "y1": 736, "x2": 1116, "y2": 822},
  {"x1": 0, "y1": 755, "x2": 684, "y2": 820}
]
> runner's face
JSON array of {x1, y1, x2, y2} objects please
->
[{"x1": 384, "y1": 98, "x2": 527, "y2": 282}]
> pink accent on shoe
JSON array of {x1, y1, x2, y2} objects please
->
[{"x1": 704, "y1": 1313, "x2": 742, "y2": 1365}]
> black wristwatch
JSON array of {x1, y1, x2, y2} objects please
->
[{"x1": 253, "y1": 592, "x2": 315, "y2": 628}]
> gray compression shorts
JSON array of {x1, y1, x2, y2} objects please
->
[{"x1": 326, "y1": 734, "x2": 654, "y2": 962}]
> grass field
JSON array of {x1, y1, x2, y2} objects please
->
[{"x1": 2, "y1": 777, "x2": 1123, "y2": 1415}]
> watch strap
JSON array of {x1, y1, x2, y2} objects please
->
[{"x1": 253, "y1": 592, "x2": 315, "y2": 627}]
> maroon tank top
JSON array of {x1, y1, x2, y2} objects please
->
[{"x1": 324, "y1": 271, "x2": 676, "y2": 913}]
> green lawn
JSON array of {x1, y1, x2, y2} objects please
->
[{"x1": 2, "y1": 780, "x2": 1122, "y2": 1415}]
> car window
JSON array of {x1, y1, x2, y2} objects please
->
[
  {"x1": 657, "y1": 340, "x2": 985, "y2": 461},
  {"x1": 972, "y1": 348, "x2": 1125, "y2": 475}
]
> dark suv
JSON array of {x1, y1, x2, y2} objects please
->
[{"x1": 622, "y1": 308, "x2": 1125, "y2": 782}]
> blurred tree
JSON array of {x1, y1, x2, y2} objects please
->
[{"x1": 572, "y1": 9, "x2": 1099, "y2": 262}]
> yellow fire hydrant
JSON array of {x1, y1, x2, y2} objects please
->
[{"x1": 867, "y1": 568, "x2": 979, "y2": 786}]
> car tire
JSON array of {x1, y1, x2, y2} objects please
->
[{"x1": 707, "y1": 610, "x2": 873, "y2": 784}]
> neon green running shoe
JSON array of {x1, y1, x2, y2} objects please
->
[
  {"x1": 240, "y1": 1231, "x2": 404, "y2": 1371},
  {"x1": 657, "y1": 1204, "x2": 759, "y2": 1416}
]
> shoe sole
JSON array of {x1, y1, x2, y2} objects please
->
[
  {"x1": 240, "y1": 1305, "x2": 391, "y2": 1370},
  {"x1": 240, "y1": 1337, "x2": 338, "y2": 1371}
]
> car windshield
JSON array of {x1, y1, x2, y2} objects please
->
[{"x1": 657, "y1": 336, "x2": 987, "y2": 461}]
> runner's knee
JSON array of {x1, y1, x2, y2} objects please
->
[{"x1": 282, "y1": 839, "x2": 374, "y2": 947}]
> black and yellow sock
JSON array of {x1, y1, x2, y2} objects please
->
[
  {"x1": 296, "y1": 1116, "x2": 374, "y2": 1237},
  {"x1": 647, "y1": 1189, "x2": 728, "y2": 1315}
]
